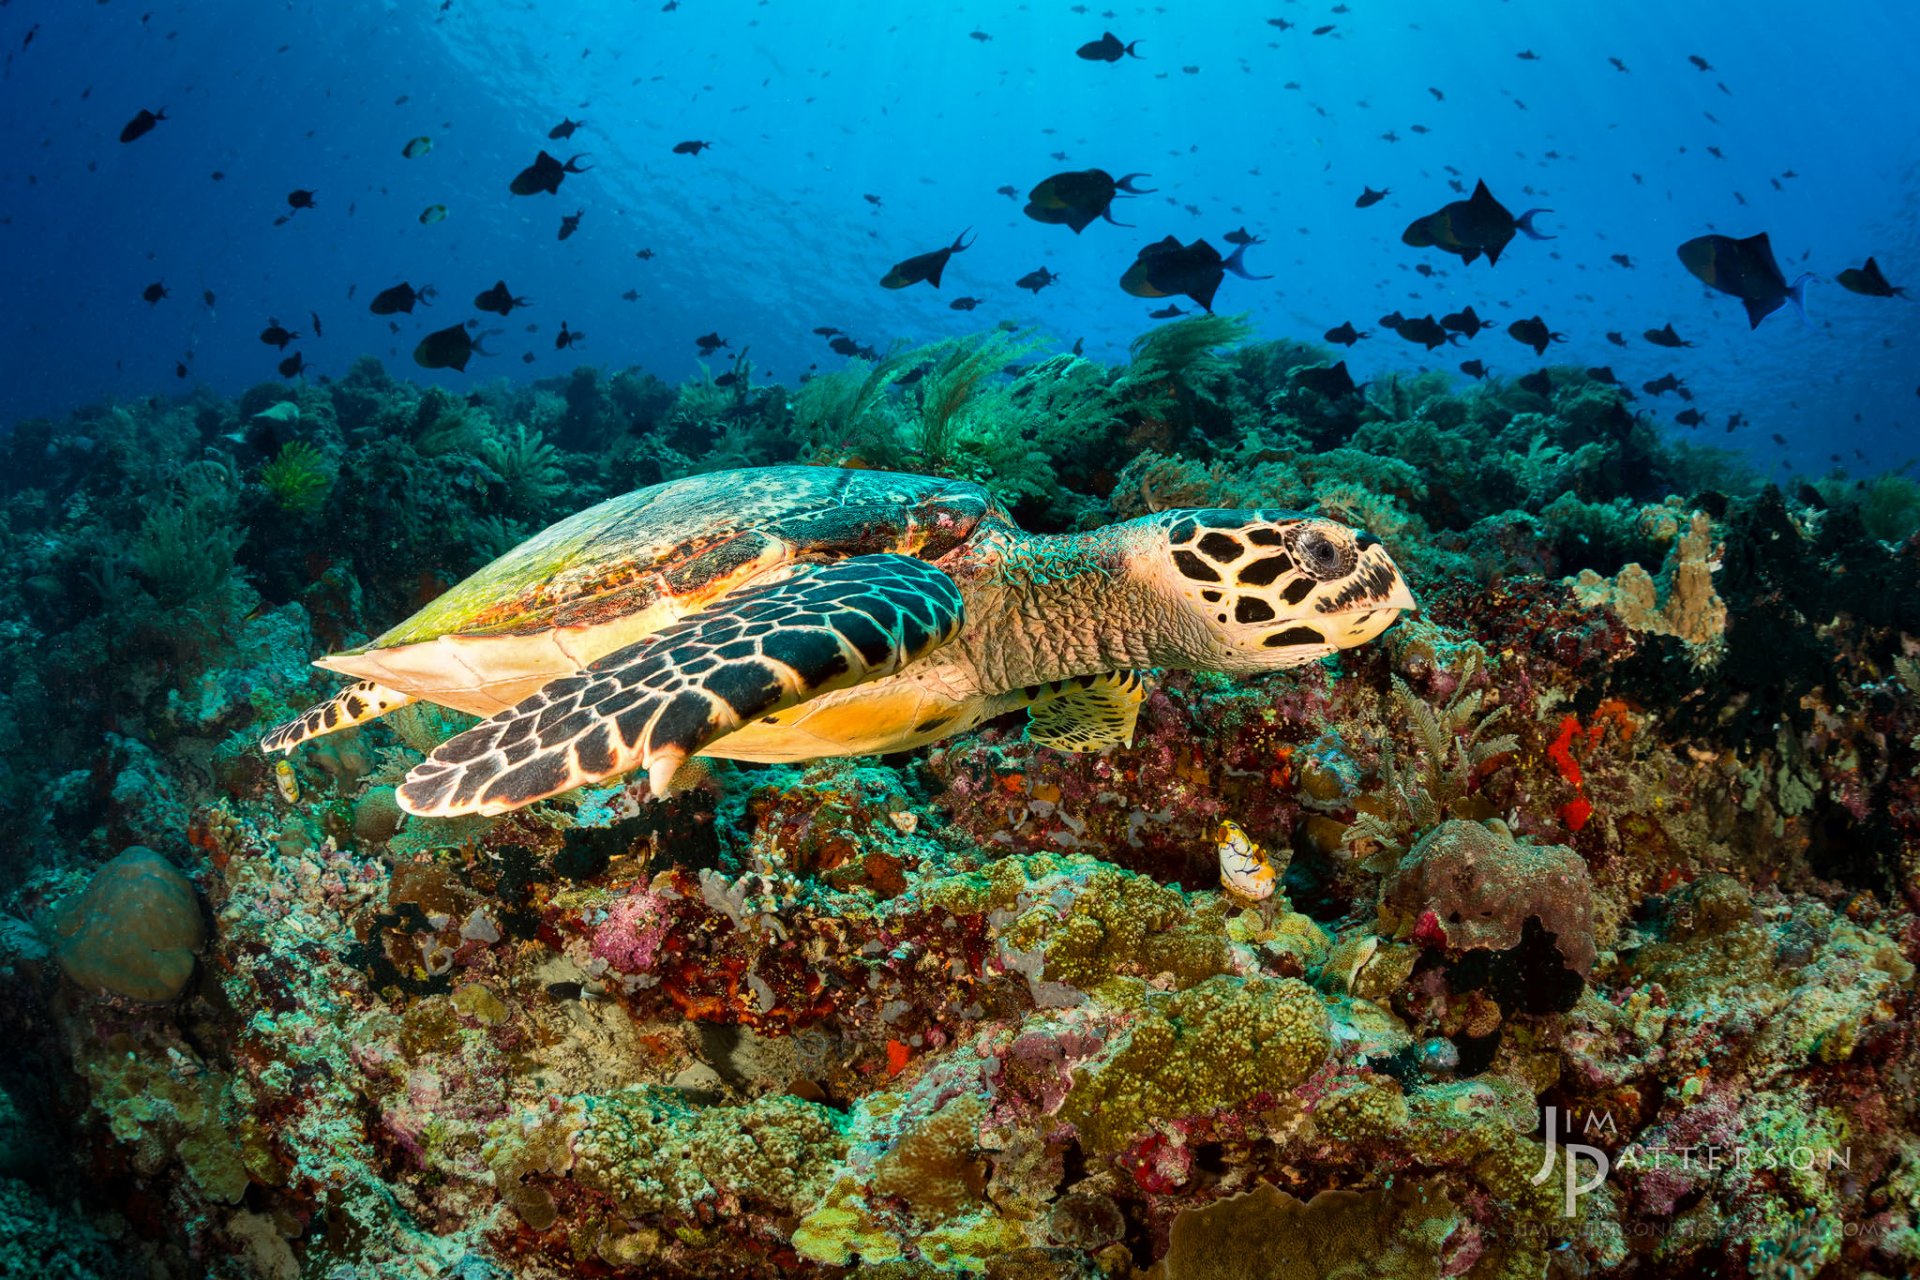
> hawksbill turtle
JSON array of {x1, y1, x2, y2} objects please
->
[{"x1": 263, "y1": 465, "x2": 1415, "y2": 818}]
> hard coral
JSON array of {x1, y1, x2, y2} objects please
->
[
  {"x1": 47, "y1": 845, "x2": 204, "y2": 1001},
  {"x1": 1380, "y1": 818, "x2": 1596, "y2": 977}
]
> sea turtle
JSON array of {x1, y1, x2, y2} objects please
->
[{"x1": 262, "y1": 466, "x2": 1415, "y2": 818}]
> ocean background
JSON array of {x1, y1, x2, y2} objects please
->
[{"x1": 3, "y1": 0, "x2": 1914, "y2": 475}]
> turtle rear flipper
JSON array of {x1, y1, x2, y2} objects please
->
[
  {"x1": 397, "y1": 555, "x2": 965, "y2": 817},
  {"x1": 262, "y1": 680, "x2": 416, "y2": 753},
  {"x1": 1024, "y1": 671, "x2": 1147, "y2": 752}
]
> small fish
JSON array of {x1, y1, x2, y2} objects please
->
[
  {"x1": 813, "y1": 326, "x2": 841, "y2": 337},
  {"x1": 1323, "y1": 321, "x2": 1369, "y2": 346},
  {"x1": 671, "y1": 139, "x2": 712, "y2": 155},
  {"x1": 286, "y1": 188, "x2": 317, "y2": 211},
  {"x1": 278, "y1": 352, "x2": 308, "y2": 378},
  {"x1": 413, "y1": 323, "x2": 492, "y2": 372},
  {"x1": 522, "y1": 352, "x2": 536, "y2": 364},
  {"x1": 1391, "y1": 313, "x2": 1452, "y2": 350},
  {"x1": 1402, "y1": 179, "x2": 1553, "y2": 266},
  {"x1": 203, "y1": 289, "x2": 217, "y2": 308},
  {"x1": 259, "y1": 323, "x2": 299, "y2": 349},
  {"x1": 175, "y1": 361, "x2": 189, "y2": 379},
  {"x1": 828, "y1": 335, "x2": 861, "y2": 357},
  {"x1": 1586, "y1": 366, "x2": 1619, "y2": 386},
  {"x1": 620, "y1": 289, "x2": 640, "y2": 301},
  {"x1": 141, "y1": 281, "x2": 168, "y2": 305},
  {"x1": 1608, "y1": 57, "x2": 1628, "y2": 72},
  {"x1": 1024, "y1": 168, "x2": 1154, "y2": 234},
  {"x1": 274, "y1": 759, "x2": 300, "y2": 804},
  {"x1": 1148, "y1": 304, "x2": 1187, "y2": 319},
  {"x1": 402, "y1": 135, "x2": 433, "y2": 159},
  {"x1": 995, "y1": 184, "x2": 1019, "y2": 199},
  {"x1": 1312, "y1": 24, "x2": 1335, "y2": 36},
  {"x1": 419, "y1": 203, "x2": 449, "y2": 224},
  {"x1": 369, "y1": 282, "x2": 434, "y2": 315},
  {"x1": 1222, "y1": 227, "x2": 1262, "y2": 247},
  {"x1": 635, "y1": 248, "x2": 655, "y2": 260},
  {"x1": 547, "y1": 117, "x2": 585, "y2": 140},
  {"x1": 1016, "y1": 266, "x2": 1060, "y2": 293},
  {"x1": 310, "y1": 311, "x2": 323, "y2": 337},
  {"x1": 1458, "y1": 359, "x2": 1488, "y2": 379},
  {"x1": 1120, "y1": 234, "x2": 1267, "y2": 312},
  {"x1": 1836, "y1": 257, "x2": 1905, "y2": 298},
  {"x1": 119, "y1": 107, "x2": 166, "y2": 143},
  {"x1": 1676, "y1": 231, "x2": 1813, "y2": 328},
  {"x1": 1642, "y1": 372, "x2": 1684, "y2": 397},
  {"x1": 1440, "y1": 306, "x2": 1487, "y2": 338},
  {"x1": 864, "y1": 193, "x2": 883, "y2": 207},
  {"x1": 1216, "y1": 819, "x2": 1276, "y2": 901},
  {"x1": 880, "y1": 229, "x2": 973, "y2": 289},
  {"x1": 558, "y1": 209, "x2": 583, "y2": 240},
  {"x1": 1355, "y1": 185, "x2": 1389, "y2": 208},
  {"x1": 1293, "y1": 360, "x2": 1358, "y2": 399},
  {"x1": 510, "y1": 149, "x2": 592, "y2": 195},
  {"x1": 1507, "y1": 316, "x2": 1565, "y2": 356},
  {"x1": 1675, "y1": 407, "x2": 1704, "y2": 427},
  {"x1": 1076, "y1": 31, "x2": 1142, "y2": 61},
  {"x1": 555, "y1": 321, "x2": 583, "y2": 350},
  {"x1": 969, "y1": 29, "x2": 992, "y2": 42},
  {"x1": 696, "y1": 331, "x2": 730, "y2": 355},
  {"x1": 1643, "y1": 322, "x2": 1694, "y2": 348},
  {"x1": 475, "y1": 280, "x2": 529, "y2": 315},
  {"x1": 1688, "y1": 54, "x2": 1712, "y2": 71},
  {"x1": 1516, "y1": 369, "x2": 1553, "y2": 397},
  {"x1": 1610, "y1": 253, "x2": 1634, "y2": 269},
  {"x1": 1606, "y1": 331, "x2": 1628, "y2": 347},
  {"x1": 949, "y1": 296, "x2": 983, "y2": 311}
]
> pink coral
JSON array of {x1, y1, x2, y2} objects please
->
[{"x1": 590, "y1": 885, "x2": 672, "y2": 975}]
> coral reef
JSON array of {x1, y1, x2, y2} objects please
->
[{"x1": 3, "y1": 337, "x2": 1920, "y2": 1278}]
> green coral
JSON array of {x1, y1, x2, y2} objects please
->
[{"x1": 1063, "y1": 974, "x2": 1332, "y2": 1153}]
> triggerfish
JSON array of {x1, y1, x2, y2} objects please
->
[
  {"x1": 1403, "y1": 179, "x2": 1553, "y2": 266},
  {"x1": 1676, "y1": 231, "x2": 1814, "y2": 328},
  {"x1": 1024, "y1": 169, "x2": 1154, "y2": 233},
  {"x1": 1120, "y1": 235, "x2": 1269, "y2": 312}
]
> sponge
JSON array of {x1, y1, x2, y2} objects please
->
[{"x1": 48, "y1": 846, "x2": 205, "y2": 1002}]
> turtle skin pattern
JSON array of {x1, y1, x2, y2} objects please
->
[{"x1": 396, "y1": 554, "x2": 965, "y2": 817}]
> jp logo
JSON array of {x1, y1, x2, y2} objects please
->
[{"x1": 1532, "y1": 1105, "x2": 1608, "y2": 1216}]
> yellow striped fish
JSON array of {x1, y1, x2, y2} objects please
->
[{"x1": 1215, "y1": 819, "x2": 1276, "y2": 900}]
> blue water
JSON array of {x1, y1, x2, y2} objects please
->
[{"x1": 2, "y1": 0, "x2": 1914, "y2": 475}]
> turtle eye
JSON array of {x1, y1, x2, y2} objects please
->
[{"x1": 1289, "y1": 525, "x2": 1356, "y2": 582}]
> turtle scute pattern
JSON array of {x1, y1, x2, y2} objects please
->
[
  {"x1": 1162, "y1": 509, "x2": 1382, "y2": 649},
  {"x1": 396, "y1": 554, "x2": 965, "y2": 817}
]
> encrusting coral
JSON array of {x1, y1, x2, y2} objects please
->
[{"x1": 1, "y1": 334, "x2": 1918, "y2": 1278}]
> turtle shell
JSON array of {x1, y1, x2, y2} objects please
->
[{"x1": 317, "y1": 466, "x2": 1000, "y2": 715}]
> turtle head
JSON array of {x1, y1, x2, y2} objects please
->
[{"x1": 1146, "y1": 510, "x2": 1417, "y2": 671}]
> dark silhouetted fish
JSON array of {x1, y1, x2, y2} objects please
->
[
  {"x1": 278, "y1": 352, "x2": 307, "y2": 378},
  {"x1": 1077, "y1": 31, "x2": 1142, "y2": 61},
  {"x1": 672, "y1": 139, "x2": 712, "y2": 155},
  {"x1": 1642, "y1": 373, "x2": 1684, "y2": 397},
  {"x1": 414, "y1": 323, "x2": 491, "y2": 371},
  {"x1": 1324, "y1": 321, "x2": 1369, "y2": 346},
  {"x1": 1391, "y1": 314, "x2": 1451, "y2": 350},
  {"x1": 1148, "y1": 304, "x2": 1187, "y2": 318},
  {"x1": 259, "y1": 323, "x2": 299, "y2": 349},
  {"x1": 1024, "y1": 169, "x2": 1154, "y2": 233},
  {"x1": 696, "y1": 331, "x2": 729, "y2": 355},
  {"x1": 370, "y1": 282, "x2": 434, "y2": 315},
  {"x1": 1355, "y1": 185, "x2": 1389, "y2": 208},
  {"x1": 1507, "y1": 315, "x2": 1565, "y2": 356},
  {"x1": 1688, "y1": 54, "x2": 1712, "y2": 71},
  {"x1": 310, "y1": 311, "x2": 323, "y2": 337},
  {"x1": 1017, "y1": 266, "x2": 1060, "y2": 293},
  {"x1": 511, "y1": 150, "x2": 592, "y2": 195},
  {"x1": 1606, "y1": 331, "x2": 1628, "y2": 347},
  {"x1": 1222, "y1": 227, "x2": 1261, "y2": 246},
  {"x1": 1837, "y1": 257, "x2": 1906, "y2": 298},
  {"x1": 555, "y1": 322, "x2": 583, "y2": 350},
  {"x1": 475, "y1": 281, "x2": 529, "y2": 315},
  {"x1": 1675, "y1": 408, "x2": 1703, "y2": 427},
  {"x1": 1119, "y1": 235, "x2": 1267, "y2": 312},
  {"x1": 1586, "y1": 366, "x2": 1619, "y2": 385},
  {"x1": 548, "y1": 117, "x2": 585, "y2": 140},
  {"x1": 1440, "y1": 306, "x2": 1488, "y2": 338},
  {"x1": 558, "y1": 209, "x2": 583, "y2": 240},
  {"x1": 881, "y1": 229, "x2": 973, "y2": 289},
  {"x1": 1611, "y1": 253, "x2": 1634, "y2": 269},
  {"x1": 949, "y1": 296, "x2": 983, "y2": 310},
  {"x1": 1644, "y1": 322, "x2": 1694, "y2": 348},
  {"x1": 996, "y1": 184, "x2": 1019, "y2": 199},
  {"x1": 402, "y1": 136, "x2": 433, "y2": 159},
  {"x1": 119, "y1": 108, "x2": 166, "y2": 143},
  {"x1": 141, "y1": 281, "x2": 167, "y2": 304},
  {"x1": 828, "y1": 335, "x2": 861, "y2": 357},
  {"x1": 286, "y1": 188, "x2": 317, "y2": 211},
  {"x1": 1458, "y1": 359, "x2": 1488, "y2": 380},
  {"x1": 1293, "y1": 361, "x2": 1358, "y2": 399},
  {"x1": 175, "y1": 361, "x2": 189, "y2": 379},
  {"x1": 1516, "y1": 370, "x2": 1553, "y2": 397},
  {"x1": 1676, "y1": 232, "x2": 1812, "y2": 328},
  {"x1": 1402, "y1": 179, "x2": 1553, "y2": 266}
]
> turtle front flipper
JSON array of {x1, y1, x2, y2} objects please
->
[
  {"x1": 1023, "y1": 670, "x2": 1147, "y2": 752},
  {"x1": 261, "y1": 681, "x2": 417, "y2": 754},
  {"x1": 396, "y1": 555, "x2": 965, "y2": 817}
]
